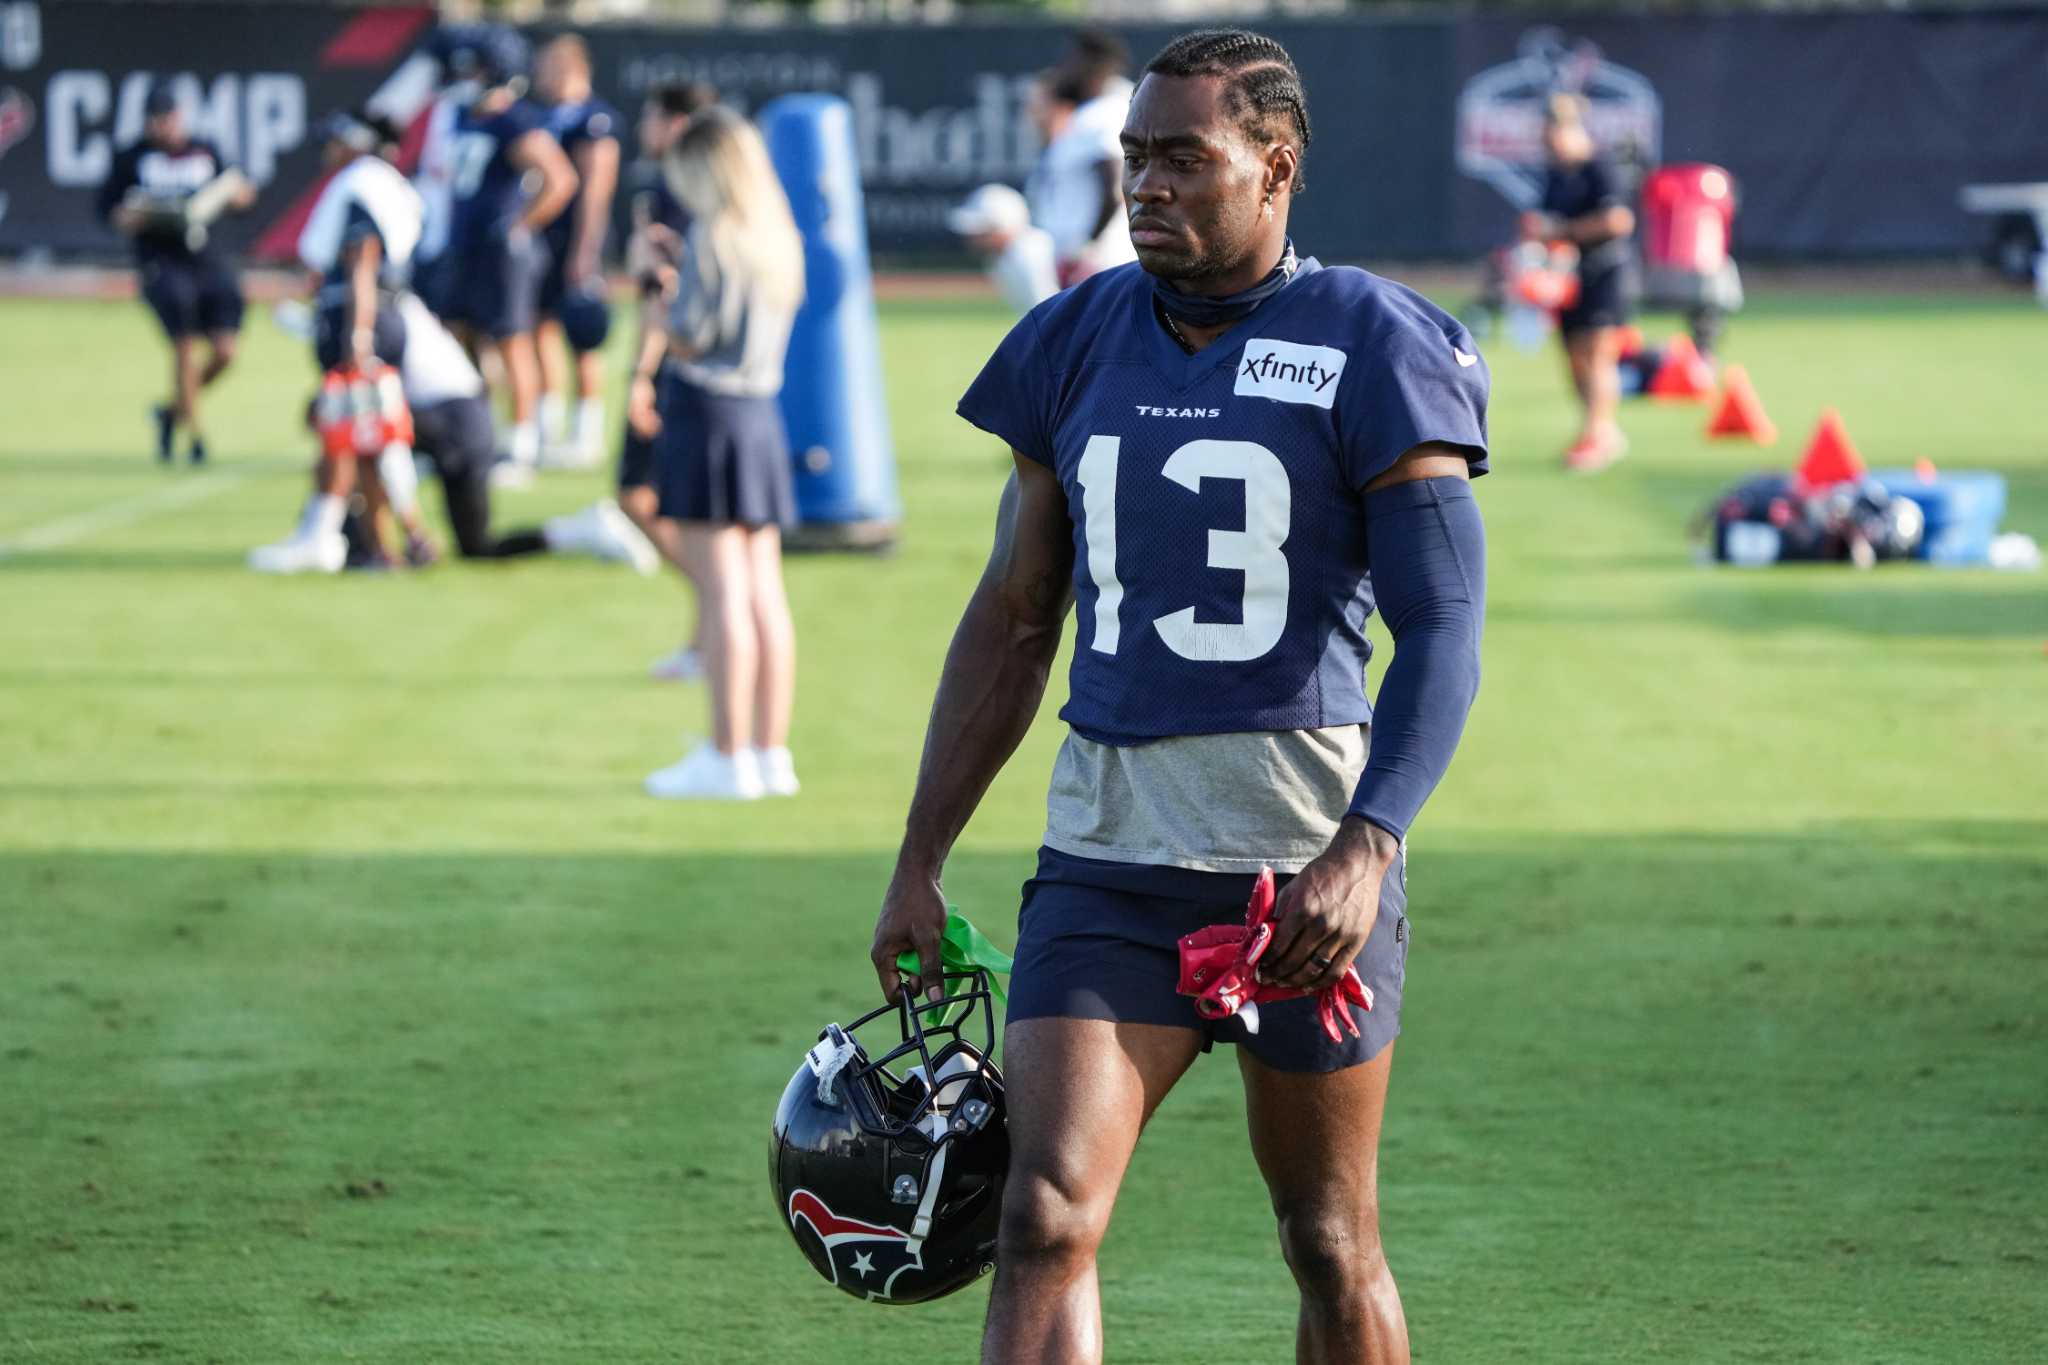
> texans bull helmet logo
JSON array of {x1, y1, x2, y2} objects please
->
[{"x1": 786, "y1": 1189, "x2": 926, "y2": 1301}]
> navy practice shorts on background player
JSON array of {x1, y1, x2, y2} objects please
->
[
  {"x1": 653, "y1": 370, "x2": 796, "y2": 528},
  {"x1": 447, "y1": 231, "x2": 547, "y2": 339},
  {"x1": 1560, "y1": 259, "x2": 1637, "y2": 335},
  {"x1": 618, "y1": 425, "x2": 657, "y2": 492},
  {"x1": 140, "y1": 258, "x2": 244, "y2": 338},
  {"x1": 1007, "y1": 845, "x2": 1408, "y2": 1073},
  {"x1": 313, "y1": 292, "x2": 406, "y2": 372}
]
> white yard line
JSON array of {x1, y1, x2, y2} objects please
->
[{"x1": 0, "y1": 471, "x2": 251, "y2": 557}]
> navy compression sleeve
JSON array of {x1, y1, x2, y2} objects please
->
[{"x1": 1347, "y1": 476, "x2": 1487, "y2": 843}]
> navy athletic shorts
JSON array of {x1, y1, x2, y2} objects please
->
[
  {"x1": 446, "y1": 230, "x2": 547, "y2": 339},
  {"x1": 653, "y1": 372, "x2": 796, "y2": 528},
  {"x1": 1007, "y1": 845, "x2": 1408, "y2": 1074},
  {"x1": 140, "y1": 257, "x2": 244, "y2": 338},
  {"x1": 312, "y1": 291, "x2": 406, "y2": 372},
  {"x1": 618, "y1": 425, "x2": 657, "y2": 492},
  {"x1": 1560, "y1": 258, "x2": 1637, "y2": 335}
]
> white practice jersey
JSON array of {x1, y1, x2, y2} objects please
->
[
  {"x1": 989, "y1": 226, "x2": 1059, "y2": 316},
  {"x1": 411, "y1": 87, "x2": 472, "y2": 262},
  {"x1": 395, "y1": 292, "x2": 484, "y2": 407},
  {"x1": 297, "y1": 155, "x2": 423, "y2": 280},
  {"x1": 1027, "y1": 80, "x2": 1136, "y2": 273}
]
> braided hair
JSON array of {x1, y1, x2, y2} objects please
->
[{"x1": 1144, "y1": 29, "x2": 1311, "y2": 193}]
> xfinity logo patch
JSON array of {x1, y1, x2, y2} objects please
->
[{"x1": 1234, "y1": 339, "x2": 1347, "y2": 410}]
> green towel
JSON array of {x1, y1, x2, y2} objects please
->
[{"x1": 896, "y1": 911, "x2": 1013, "y2": 1029}]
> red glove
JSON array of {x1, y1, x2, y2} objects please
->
[{"x1": 1176, "y1": 867, "x2": 1374, "y2": 1046}]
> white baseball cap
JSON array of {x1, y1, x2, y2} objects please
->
[{"x1": 947, "y1": 183, "x2": 1030, "y2": 236}]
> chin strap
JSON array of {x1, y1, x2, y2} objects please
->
[
  {"x1": 906, "y1": 1139, "x2": 948, "y2": 1255},
  {"x1": 1176, "y1": 868, "x2": 1374, "y2": 1046}
]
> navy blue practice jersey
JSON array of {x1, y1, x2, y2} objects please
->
[
  {"x1": 542, "y1": 97, "x2": 620, "y2": 256},
  {"x1": 96, "y1": 138, "x2": 233, "y2": 265},
  {"x1": 445, "y1": 100, "x2": 545, "y2": 247},
  {"x1": 957, "y1": 258, "x2": 1489, "y2": 746}
]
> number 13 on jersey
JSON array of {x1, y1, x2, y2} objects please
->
[{"x1": 1074, "y1": 436, "x2": 1293, "y2": 664}]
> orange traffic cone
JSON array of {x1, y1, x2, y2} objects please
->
[
  {"x1": 1649, "y1": 333, "x2": 1715, "y2": 402},
  {"x1": 1705, "y1": 364, "x2": 1777, "y2": 444},
  {"x1": 1794, "y1": 409, "x2": 1866, "y2": 491}
]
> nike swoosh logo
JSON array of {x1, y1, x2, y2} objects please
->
[{"x1": 1453, "y1": 348, "x2": 1479, "y2": 368}]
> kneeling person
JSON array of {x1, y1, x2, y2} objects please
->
[{"x1": 250, "y1": 110, "x2": 652, "y2": 576}]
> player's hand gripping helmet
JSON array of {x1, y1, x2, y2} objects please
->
[{"x1": 770, "y1": 970, "x2": 1009, "y2": 1304}]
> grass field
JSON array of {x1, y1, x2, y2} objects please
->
[{"x1": 3, "y1": 283, "x2": 2045, "y2": 1364}]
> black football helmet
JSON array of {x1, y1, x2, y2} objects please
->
[{"x1": 770, "y1": 969, "x2": 1009, "y2": 1304}]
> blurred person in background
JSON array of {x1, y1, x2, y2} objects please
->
[
  {"x1": 98, "y1": 80, "x2": 256, "y2": 466},
  {"x1": 1525, "y1": 92, "x2": 1635, "y2": 473},
  {"x1": 408, "y1": 24, "x2": 485, "y2": 326},
  {"x1": 622, "y1": 81, "x2": 718, "y2": 683},
  {"x1": 438, "y1": 25, "x2": 578, "y2": 484},
  {"x1": 1026, "y1": 36, "x2": 1136, "y2": 288},
  {"x1": 948, "y1": 182, "x2": 1057, "y2": 316},
  {"x1": 635, "y1": 108, "x2": 804, "y2": 802},
  {"x1": 252, "y1": 109, "x2": 653, "y2": 578},
  {"x1": 533, "y1": 34, "x2": 622, "y2": 469}
]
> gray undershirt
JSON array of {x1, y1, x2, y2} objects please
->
[{"x1": 1043, "y1": 726, "x2": 1368, "y2": 874}]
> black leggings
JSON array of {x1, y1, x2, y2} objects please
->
[
  {"x1": 438, "y1": 463, "x2": 547, "y2": 559},
  {"x1": 414, "y1": 397, "x2": 547, "y2": 560}
]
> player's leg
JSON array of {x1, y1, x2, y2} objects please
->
[
  {"x1": 141, "y1": 263, "x2": 194, "y2": 460},
  {"x1": 1236, "y1": 849, "x2": 1411, "y2": 1364},
  {"x1": 494, "y1": 233, "x2": 548, "y2": 471},
  {"x1": 536, "y1": 317, "x2": 569, "y2": 448},
  {"x1": 1240, "y1": 1046, "x2": 1406, "y2": 1365},
  {"x1": 743, "y1": 523, "x2": 796, "y2": 793},
  {"x1": 170, "y1": 335, "x2": 202, "y2": 441},
  {"x1": 983, "y1": 1017, "x2": 1204, "y2": 1365},
  {"x1": 200, "y1": 330, "x2": 235, "y2": 385},
  {"x1": 572, "y1": 345, "x2": 609, "y2": 462}
]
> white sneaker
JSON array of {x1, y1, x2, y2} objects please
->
[
  {"x1": 645, "y1": 743, "x2": 764, "y2": 801},
  {"x1": 591, "y1": 500, "x2": 659, "y2": 575},
  {"x1": 248, "y1": 529, "x2": 346, "y2": 575},
  {"x1": 546, "y1": 502, "x2": 656, "y2": 574},
  {"x1": 754, "y1": 746, "x2": 800, "y2": 797},
  {"x1": 488, "y1": 457, "x2": 535, "y2": 491},
  {"x1": 649, "y1": 646, "x2": 702, "y2": 682},
  {"x1": 539, "y1": 438, "x2": 601, "y2": 471}
]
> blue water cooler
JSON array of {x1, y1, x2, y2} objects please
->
[{"x1": 761, "y1": 94, "x2": 900, "y2": 549}]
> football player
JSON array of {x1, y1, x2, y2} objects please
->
[
  {"x1": 407, "y1": 24, "x2": 486, "y2": 327},
  {"x1": 532, "y1": 34, "x2": 622, "y2": 469},
  {"x1": 438, "y1": 26, "x2": 578, "y2": 482},
  {"x1": 1025, "y1": 37, "x2": 1137, "y2": 288},
  {"x1": 870, "y1": 30, "x2": 1489, "y2": 1364},
  {"x1": 97, "y1": 80, "x2": 257, "y2": 465},
  {"x1": 251, "y1": 110, "x2": 651, "y2": 576}
]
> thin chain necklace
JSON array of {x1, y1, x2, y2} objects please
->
[{"x1": 1162, "y1": 309, "x2": 1198, "y2": 354}]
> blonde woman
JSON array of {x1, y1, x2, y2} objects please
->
[{"x1": 634, "y1": 107, "x2": 804, "y2": 801}]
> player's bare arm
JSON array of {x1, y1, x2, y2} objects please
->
[
  {"x1": 510, "y1": 130, "x2": 579, "y2": 234},
  {"x1": 871, "y1": 454, "x2": 1074, "y2": 1002},
  {"x1": 343, "y1": 233, "x2": 381, "y2": 370},
  {"x1": 626, "y1": 290, "x2": 668, "y2": 438},
  {"x1": 567, "y1": 135, "x2": 619, "y2": 285}
]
